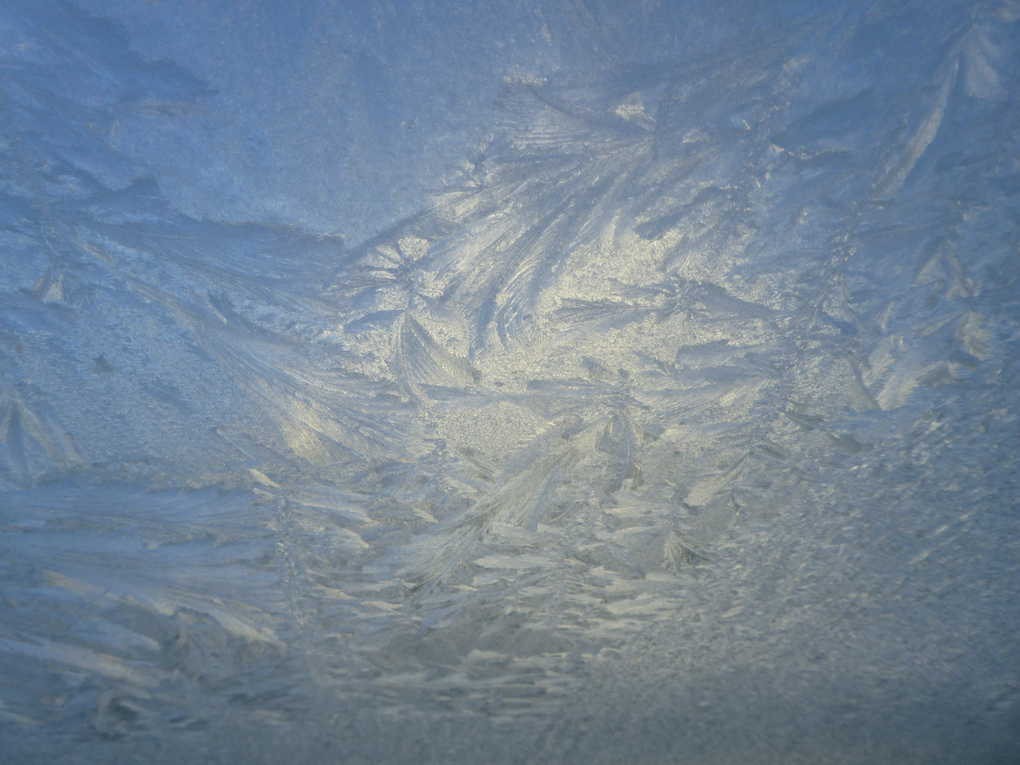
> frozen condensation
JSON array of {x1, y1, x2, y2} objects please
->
[{"x1": 1, "y1": 1, "x2": 1019, "y2": 762}]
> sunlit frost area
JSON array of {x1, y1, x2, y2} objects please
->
[{"x1": 2, "y1": 1, "x2": 1020, "y2": 762}]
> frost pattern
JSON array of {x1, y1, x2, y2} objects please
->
[{"x1": 2, "y1": 1, "x2": 1019, "y2": 763}]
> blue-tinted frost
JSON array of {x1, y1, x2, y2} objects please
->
[{"x1": 2, "y1": 1, "x2": 1019, "y2": 763}]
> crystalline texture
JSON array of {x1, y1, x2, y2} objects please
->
[{"x1": 1, "y1": 1, "x2": 1019, "y2": 763}]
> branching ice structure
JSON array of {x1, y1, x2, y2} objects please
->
[{"x1": 1, "y1": 1, "x2": 1019, "y2": 762}]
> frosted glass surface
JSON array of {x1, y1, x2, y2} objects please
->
[{"x1": 1, "y1": 1, "x2": 1019, "y2": 762}]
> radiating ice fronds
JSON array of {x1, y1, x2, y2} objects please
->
[
  {"x1": 2, "y1": 1, "x2": 1020, "y2": 763},
  {"x1": 0, "y1": 483, "x2": 292, "y2": 738}
]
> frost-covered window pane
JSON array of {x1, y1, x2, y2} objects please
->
[{"x1": 2, "y1": 1, "x2": 1019, "y2": 762}]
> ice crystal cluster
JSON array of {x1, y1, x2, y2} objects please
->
[{"x1": 1, "y1": 1, "x2": 1019, "y2": 762}]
